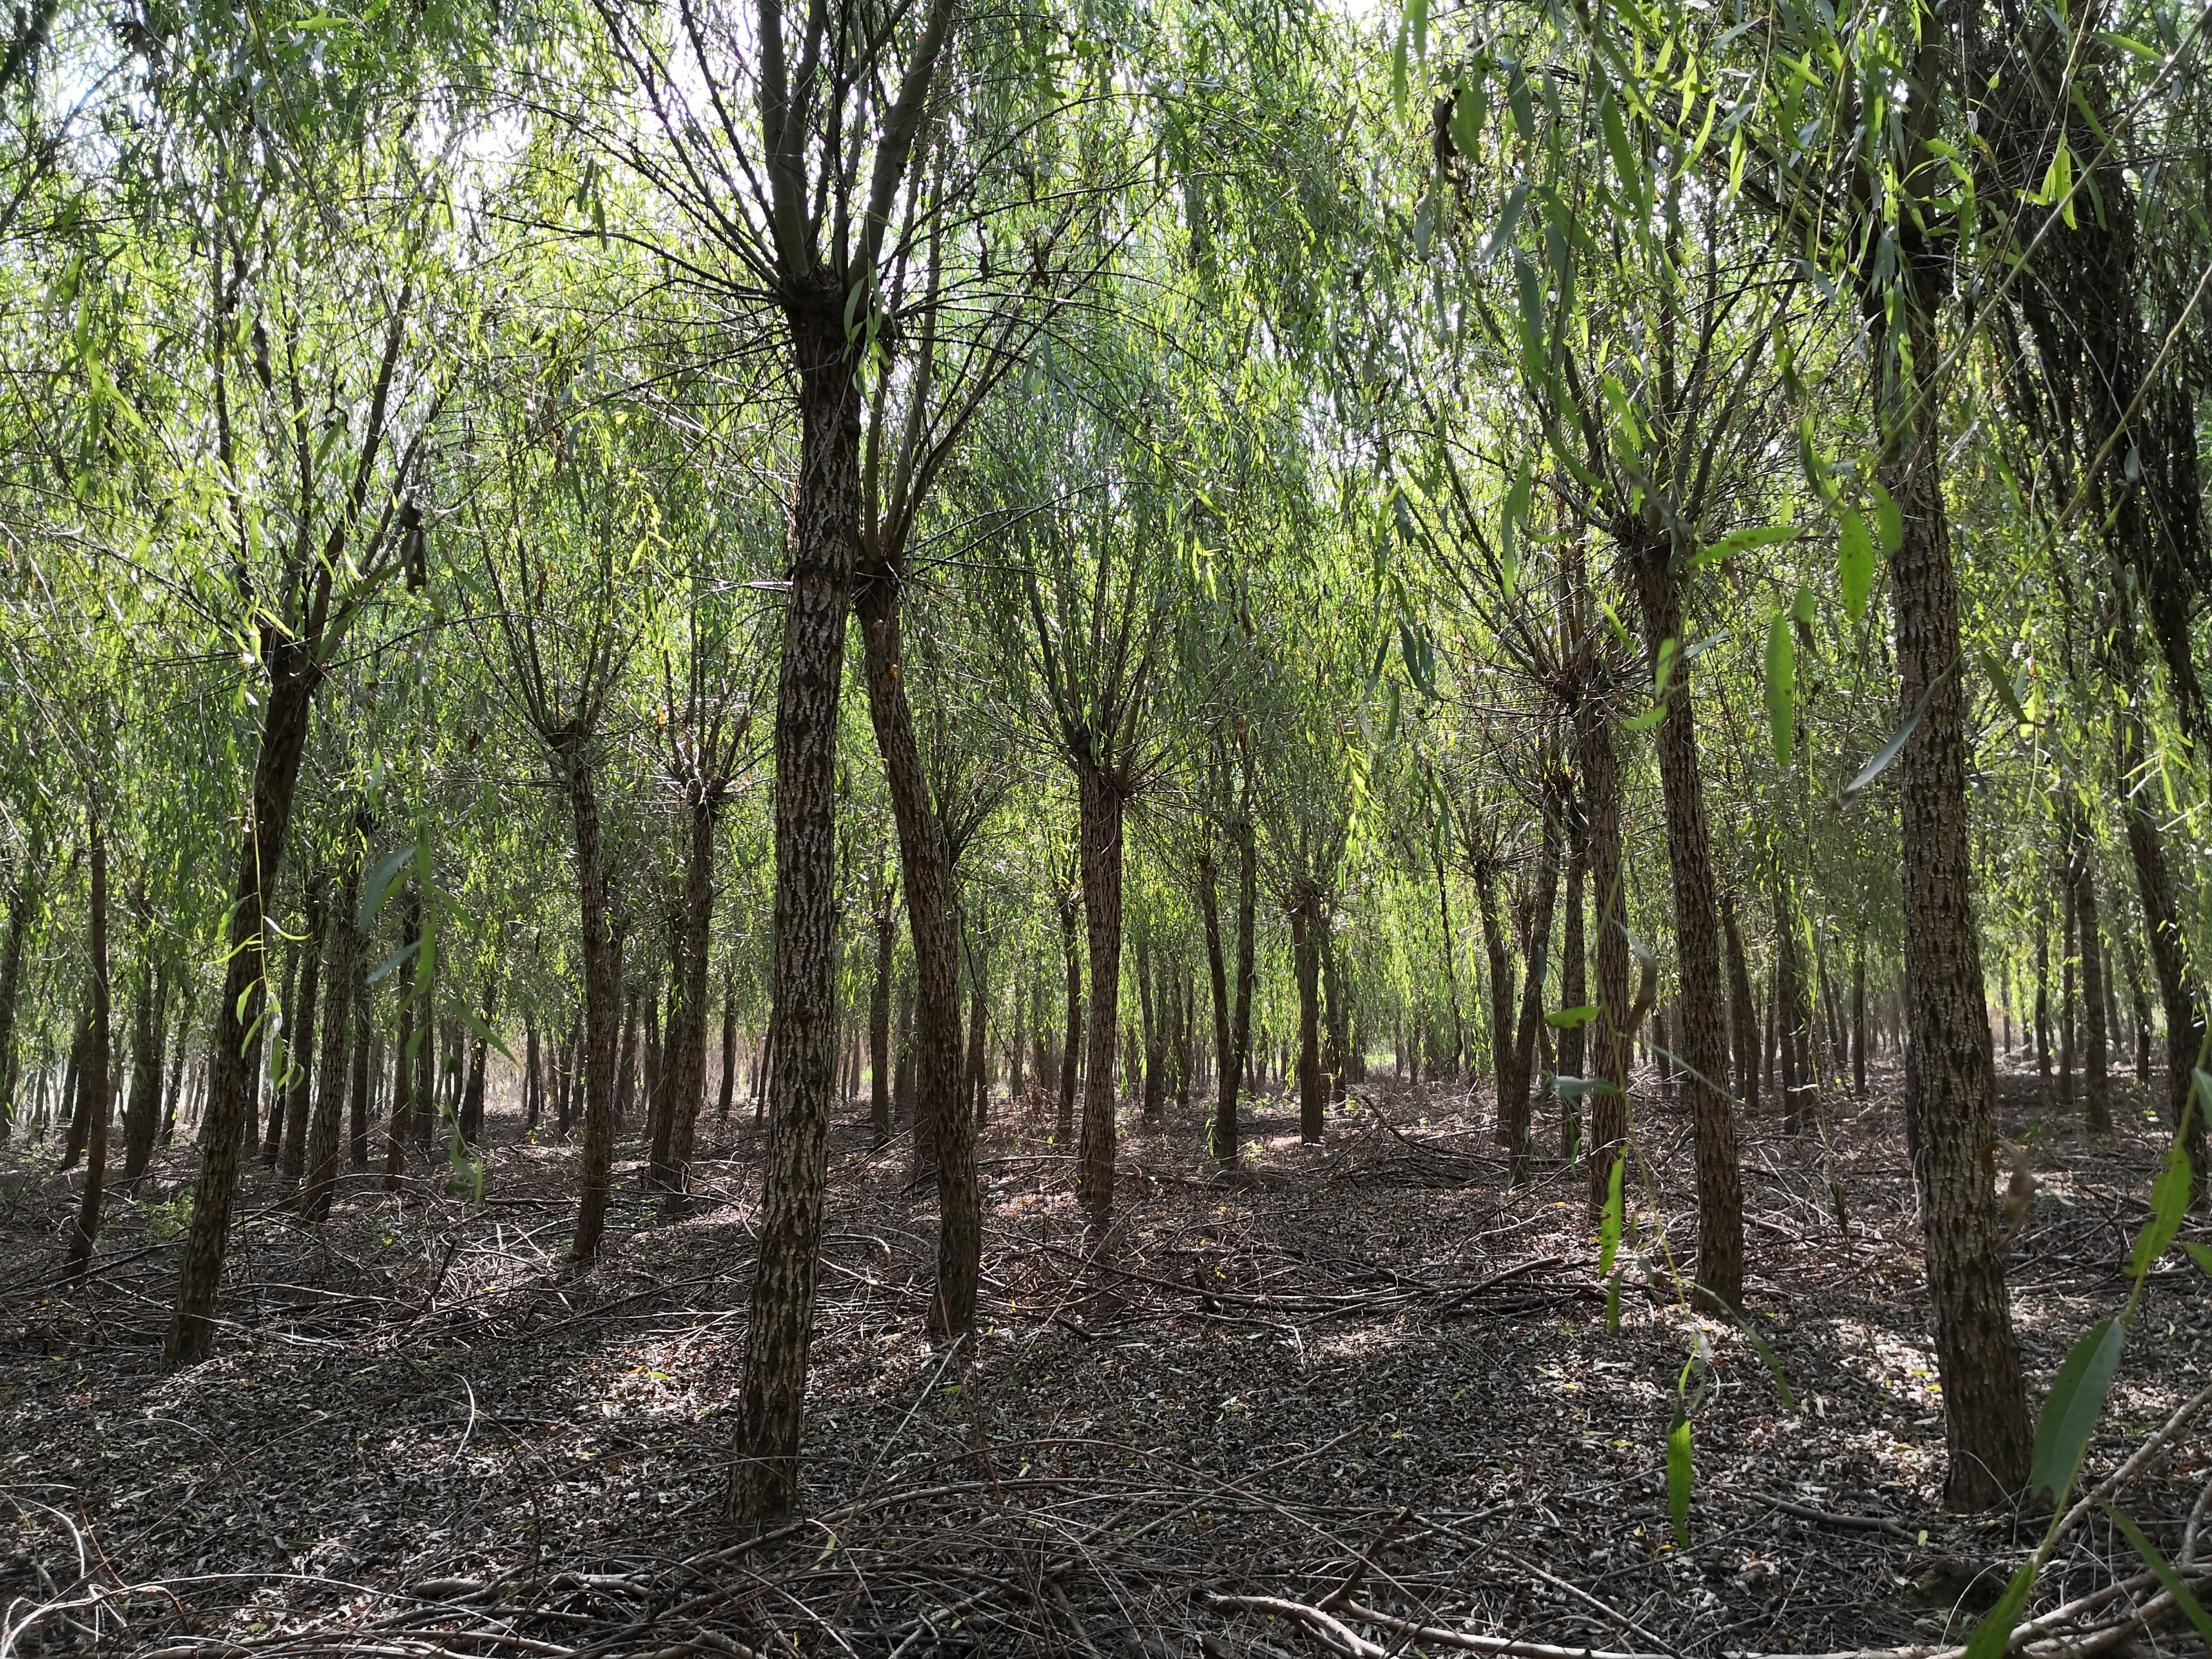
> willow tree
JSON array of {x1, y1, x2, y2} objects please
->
[
  {"x1": 472, "y1": 413, "x2": 644, "y2": 1265},
  {"x1": 149, "y1": 16, "x2": 455, "y2": 1363},
  {"x1": 981, "y1": 367, "x2": 1187, "y2": 1228}
]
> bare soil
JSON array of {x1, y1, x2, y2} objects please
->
[{"x1": 2, "y1": 1056, "x2": 2206, "y2": 1657}]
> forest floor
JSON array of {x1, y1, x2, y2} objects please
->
[{"x1": 2, "y1": 1055, "x2": 2208, "y2": 1659}]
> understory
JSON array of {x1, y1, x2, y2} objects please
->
[{"x1": 2, "y1": 1059, "x2": 2205, "y2": 1659}]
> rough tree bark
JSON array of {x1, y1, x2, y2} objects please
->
[
  {"x1": 2066, "y1": 804, "x2": 2111, "y2": 1131},
  {"x1": 1571, "y1": 673, "x2": 1631, "y2": 1215},
  {"x1": 663, "y1": 792, "x2": 719, "y2": 1204},
  {"x1": 122, "y1": 946, "x2": 169, "y2": 1187},
  {"x1": 1289, "y1": 890, "x2": 1323, "y2": 1144},
  {"x1": 2120, "y1": 712, "x2": 2209, "y2": 1204},
  {"x1": 555, "y1": 733, "x2": 621, "y2": 1260},
  {"x1": 1505, "y1": 774, "x2": 1566, "y2": 1178},
  {"x1": 1477, "y1": 866, "x2": 1517, "y2": 1150},
  {"x1": 1558, "y1": 812, "x2": 1588, "y2": 1086},
  {"x1": 303, "y1": 843, "x2": 363, "y2": 1221},
  {"x1": 64, "y1": 806, "x2": 111, "y2": 1279},
  {"x1": 1074, "y1": 763, "x2": 1127, "y2": 1224},
  {"x1": 869, "y1": 884, "x2": 896, "y2": 1147},
  {"x1": 1056, "y1": 887, "x2": 1081, "y2": 1147},
  {"x1": 729, "y1": 291, "x2": 867, "y2": 1526},
  {"x1": 276, "y1": 875, "x2": 329, "y2": 1192},
  {"x1": 1720, "y1": 892, "x2": 1759, "y2": 1116},
  {"x1": 853, "y1": 578, "x2": 977, "y2": 1336},
  {"x1": 0, "y1": 866, "x2": 36, "y2": 1144},
  {"x1": 167, "y1": 656, "x2": 319, "y2": 1364},
  {"x1": 1876, "y1": 170, "x2": 2032, "y2": 1505},
  {"x1": 1624, "y1": 531, "x2": 1744, "y2": 1310}
]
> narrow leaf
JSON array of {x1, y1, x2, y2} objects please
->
[
  {"x1": 2104, "y1": 1506, "x2": 2212, "y2": 1648},
  {"x1": 2030, "y1": 1317, "x2": 2123, "y2": 1505},
  {"x1": 1959, "y1": 1561, "x2": 2039, "y2": 1659},
  {"x1": 1666, "y1": 1409, "x2": 1693, "y2": 1544},
  {"x1": 365, "y1": 938, "x2": 421, "y2": 988},
  {"x1": 1870, "y1": 482, "x2": 1904, "y2": 554},
  {"x1": 358, "y1": 845, "x2": 415, "y2": 929},
  {"x1": 1764, "y1": 613, "x2": 1794, "y2": 768},
  {"x1": 1837, "y1": 507, "x2": 1874, "y2": 624},
  {"x1": 1599, "y1": 1158, "x2": 1624, "y2": 1275},
  {"x1": 460, "y1": 1006, "x2": 517, "y2": 1066},
  {"x1": 1840, "y1": 691, "x2": 1929, "y2": 809},
  {"x1": 2127, "y1": 1110, "x2": 2194, "y2": 1279}
]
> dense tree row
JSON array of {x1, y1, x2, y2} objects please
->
[{"x1": 1, "y1": 0, "x2": 2208, "y2": 1534}]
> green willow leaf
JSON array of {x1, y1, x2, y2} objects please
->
[
  {"x1": 2030, "y1": 1318, "x2": 2123, "y2": 1505},
  {"x1": 1840, "y1": 692, "x2": 1927, "y2": 809},
  {"x1": 1598, "y1": 1157, "x2": 1624, "y2": 1275},
  {"x1": 1837, "y1": 507, "x2": 1874, "y2": 624},
  {"x1": 1764, "y1": 612, "x2": 1794, "y2": 767},
  {"x1": 1666, "y1": 1409, "x2": 1692, "y2": 1544},
  {"x1": 1959, "y1": 1561, "x2": 2038, "y2": 1659},
  {"x1": 2127, "y1": 1109, "x2": 2194, "y2": 1279},
  {"x1": 2104, "y1": 1506, "x2": 2212, "y2": 1648}
]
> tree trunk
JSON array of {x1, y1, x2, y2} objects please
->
[
  {"x1": 1876, "y1": 201, "x2": 2033, "y2": 1506},
  {"x1": 556, "y1": 740, "x2": 622, "y2": 1260},
  {"x1": 717, "y1": 977, "x2": 739, "y2": 1124},
  {"x1": 2034, "y1": 913, "x2": 2053, "y2": 1102},
  {"x1": 351, "y1": 1021, "x2": 377, "y2": 1172},
  {"x1": 1434, "y1": 851, "x2": 1465, "y2": 1074},
  {"x1": 729, "y1": 298, "x2": 862, "y2": 1527},
  {"x1": 966, "y1": 933, "x2": 989, "y2": 1127},
  {"x1": 275, "y1": 876, "x2": 329, "y2": 1192},
  {"x1": 1199, "y1": 851, "x2": 1233, "y2": 1163},
  {"x1": 1056, "y1": 887, "x2": 1081, "y2": 1147},
  {"x1": 61, "y1": 1007, "x2": 89, "y2": 1167},
  {"x1": 1776, "y1": 889, "x2": 1805, "y2": 1131},
  {"x1": 161, "y1": 1000, "x2": 190, "y2": 1147},
  {"x1": 664, "y1": 796, "x2": 719, "y2": 1204},
  {"x1": 1564, "y1": 693, "x2": 1627, "y2": 1209},
  {"x1": 260, "y1": 931, "x2": 301, "y2": 1167},
  {"x1": 2117, "y1": 928, "x2": 2153, "y2": 1088},
  {"x1": 386, "y1": 915, "x2": 416, "y2": 1189},
  {"x1": 122, "y1": 951, "x2": 168, "y2": 1186},
  {"x1": 459, "y1": 977, "x2": 493, "y2": 1146},
  {"x1": 1625, "y1": 530, "x2": 1744, "y2": 1310},
  {"x1": 304, "y1": 843, "x2": 364, "y2": 1221},
  {"x1": 1476, "y1": 867, "x2": 1516, "y2": 1147},
  {"x1": 1229, "y1": 823, "x2": 1256, "y2": 1153},
  {"x1": 2058, "y1": 871, "x2": 2077, "y2": 1103},
  {"x1": 1506, "y1": 778, "x2": 1565, "y2": 1176},
  {"x1": 167, "y1": 659, "x2": 319, "y2": 1364},
  {"x1": 1074, "y1": 762, "x2": 1127, "y2": 1224},
  {"x1": 525, "y1": 1021, "x2": 542, "y2": 1130},
  {"x1": 1720, "y1": 893, "x2": 1759, "y2": 1115},
  {"x1": 1320, "y1": 917, "x2": 1347, "y2": 1106},
  {"x1": 869, "y1": 891, "x2": 895, "y2": 1147},
  {"x1": 853, "y1": 577, "x2": 977, "y2": 1337},
  {"x1": 2121, "y1": 711, "x2": 2209, "y2": 1204},
  {"x1": 2067, "y1": 807, "x2": 2111, "y2": 1130},
  {"x1": 0, "y1": 868, "x2": 34, "y2": 1144},
  {"x1": 644, "y1": 986, "x2": 668, "y2": 1176},
  {"x1": 1137, "y1": 929, "x2": 1162, "y2": 1124},
  {"x1": 614, "y1": 987, "x2": 640, "y2": 1132},
  {"x1": 1851, "y1": 950, "x2": 1867, "y2": 1098},
  {"x1": 65, "y1": 808, "x2": 111, "y2": 1278},
  {"x1": 1559, "y1": 820, "x2": 1588, "y2": 1085},
  {"x1": 1289, "y1": 892, "x2": 1323, "y2": 1143}
]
